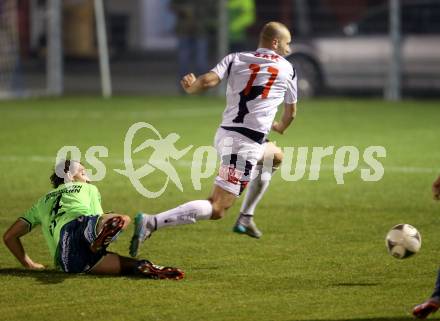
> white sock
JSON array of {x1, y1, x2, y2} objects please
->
[
  {"x1": 240, "y1": 164, "x2": 275, "y2": 216},
  {"x1": 155, "y1": 200, "x2": 212, "y2": 229}
]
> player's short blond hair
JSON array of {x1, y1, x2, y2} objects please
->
[{"x1": 259, "y1": 21, "x2": 290, "y2": 44}]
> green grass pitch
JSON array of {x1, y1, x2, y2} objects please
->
[{"x1": 0, "y1": 96, "x2": 439, "y2": 321}]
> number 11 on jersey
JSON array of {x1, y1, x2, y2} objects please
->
[{"x1": 233, "y1": 64, "x2": 279, "y2": 124}]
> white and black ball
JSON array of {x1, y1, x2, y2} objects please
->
[{"x1": 385, "y1": 224, "x2": 421, "y2": 259}]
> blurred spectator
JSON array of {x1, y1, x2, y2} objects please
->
[
  {"x1": 228, "y1": 0, "x2": 256, "y2": 51},
  {"x1": 170, "y1": 0, "x2": 216, "y2": 87},
  {"x1": 0, "y1": 0, "x2": 22, "y2": 95}
]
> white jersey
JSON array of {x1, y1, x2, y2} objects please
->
[{"x1": 211, "y1": 48, "x2": 297, "y2": 136}]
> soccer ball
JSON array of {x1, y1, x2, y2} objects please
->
[{"x1": 385, "y1": 224, "x2": 421, "y2": 259}]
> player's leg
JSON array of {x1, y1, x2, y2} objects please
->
[
  {"x1": 234, "y1": 142, "x2": 283, "y2": 238},
  {"x1": 57, "y1": 215, "x2": 125, "y2": 274},
  {"x1": 129, "y1": 199, "x2": 214, "y2": 257},
  {"x1": 129, "y1": 128, "x2": 258, "y2": 257},
  {"x1": 209, "y1": 184, "x2": 237, "y2": 219},
  {"x1": 88, "y1": 253, "x2": 184, "y2": 280},
  {"x1": 96, "y1": 213, "x2": 131, "y2": 232},
  {"x1": 88, "y1": 252, "x2": 124, "y2": 274},
  {"x1": 129, "y1": 187, "x2": 237, "y2": 257},
  {"x1": 413, "y1": 269, "x2": 440, "y2": 319},
  {"x1": 90, "y1": 214, "x2": 131, "y2": 253}
]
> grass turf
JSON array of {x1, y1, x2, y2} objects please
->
[{"x1": 0, "y1": 96, "x2": 439, "y2": 321}]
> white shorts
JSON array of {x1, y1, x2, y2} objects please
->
[{"x1": 214, "y1": 127, "x2": 265, "y2": 196}]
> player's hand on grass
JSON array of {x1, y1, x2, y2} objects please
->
[
  {"x1": 433, "y1": 175, "x2": 440, "y2": 200},
  {"x1": 180, "y1": 73, "x2": 197, "y2": 92},
  {"x1": 25, "y1": 261, "x2": 45, "y2": 270},
  {"x1": 271, "y1": 121, "x2": 284, "y2": 134}
]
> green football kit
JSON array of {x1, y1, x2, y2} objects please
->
[{"x1": 20, "y1": 182, "x2": 103, "y2": 260}]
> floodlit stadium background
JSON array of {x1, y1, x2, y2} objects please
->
[
  {"x1": 2, "y1": 0, "x2": 440, "y2": 99},
  {"x1": 1, "y1": 1, "x2": 440, "y2": 321}
]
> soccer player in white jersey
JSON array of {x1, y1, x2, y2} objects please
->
[{"x1": 129, "y1": 21, "x2": 298, "y2": 257}]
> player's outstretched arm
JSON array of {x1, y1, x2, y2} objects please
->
[
  {"x1": 3, "y1": 219, "x2": 45, "y2": 270},
  {"x1": 272, "y1": 103, "x2": 296, "y2": 135},
  {"x1": 433, "y1": 175, "x2": 440, "y2": 200},
  {"x1": 180, "y1": 71, "x2": 221, "y2": 95}
]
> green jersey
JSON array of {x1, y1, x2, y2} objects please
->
[{"x1": 20, "y1": 182, "x2": 104, "y2": 259}]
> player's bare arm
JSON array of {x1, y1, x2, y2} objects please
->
[
  {"x1": 3, "y1": 219, "x2": 45, "y2": 270},
  {"x1": 180, "y1": 71, "x2": 221, "y2": 94},
  {"x1": 433, "y1": 175, "x2": 440, "y2": 200},
  {"x1": 272, "y1": 103, "x2": 296, "y2": 134}
]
